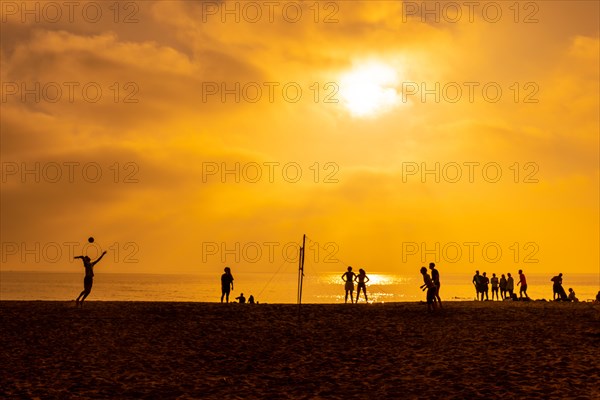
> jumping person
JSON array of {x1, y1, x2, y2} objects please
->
[
  {"x1": 429, "y1": 262, "x2": 442, "y2": 308},
  {"x1": 355, "y1": 268, "x2": 370, "y2": 303},
  {"x1": 221, "y1": 267, "x2": 234, "y2": 303},
  {"x1": 341, "y1": 266, "x2": 357, "y2": 304},
  {"x1": 74, "y1": 251, "x2": 107, "y2": 307}
]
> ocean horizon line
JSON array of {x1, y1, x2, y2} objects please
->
[
  {"x1": 3, "y1": 270, "x2": 598, "y2": 303},
  {"x1": 2, "y1": 299, "x2": 598, "y2": 305},
  {"x1": 3, "y1": 270, "x2": 599, "y2": 276}
]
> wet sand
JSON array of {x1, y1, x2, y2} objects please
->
[{"x1": 1, "y1": 301, "x2": 599, "y2": 399}]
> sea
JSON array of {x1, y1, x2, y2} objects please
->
[{"x1": 1, "y1": 271, "x2": 599, "y2": 303}]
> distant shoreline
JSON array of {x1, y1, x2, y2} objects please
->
[
  {"x1": 2, "y1": 299, "x2": 599, "y2": 305},
  {"x1": 3, "y1": 270, "x2": 598, "y2": 303}
]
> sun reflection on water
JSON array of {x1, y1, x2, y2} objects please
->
[{"x1": 318, "y1": 273, "x2": 412, "y2": 286}]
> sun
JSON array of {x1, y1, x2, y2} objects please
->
[{"x1": 339, "y1": 62, "x2": 401, "y2": 118}]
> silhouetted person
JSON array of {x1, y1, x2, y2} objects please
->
[
  {"x1": 429, "y1": 262, "x2": 442, "y2": 308},
  {"x1": 248, "y1": 295, "x2": 255, "y2": 304},
  {"x1": 518, "y1": 269, "x2": 529, "y2": 299},
  {"x1": 74, "y1": 251, "x2": 107, "y2": 307},
  {"x1": 221, "y1": 267, "x2": 234, "y2": 303},
  {"x1": 558, "y1": 285, "x2": 568, "y2": 301},
  {"x1": 567, "y1": 288, "x2": 579, "y2": 302},
  {"x1": 482, "y1": 272, "x2": 490, "y2": 301},
  {"x1": 236, "y1": 293, "x2": 246, "y2": 303},
  {"x1": 490, "y1": 273, "x2": 499, "y2": 301},
  {"x1": 355, "y1": 268, "x2": 370, "y2": 303},
  {"x1": 420, "y1": 266, "x2": 437, "y2": 312},
  {"x1": 595, "y1": 291, "x2": 600, "y2": 304},
  {"x1": 551, "y1": 273, "x2": 565, "y2": 300},
  {"x1": 341, "y1": 266, "x2": 357, "y2": 304},
  {"x1": 506, "y1": 273, "x2": 515, "y2": 298},
  {"x1": 473, "y1": 270, "x2": 483, "y2": 301},
  {"x1": 499, "y1": 274, "x2": 507, "y2": 299}
]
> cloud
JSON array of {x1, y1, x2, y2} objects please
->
[{"x1": 1, "y1": 1, "x2": 598, "y2": 274}]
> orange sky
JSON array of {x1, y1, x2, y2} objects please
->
[{"x1": 1, "y1": 1, "x2": 598, "y2": 277}]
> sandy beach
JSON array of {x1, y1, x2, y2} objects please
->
[{"x1": 1, "y1": 301, "x2": 599, "y2": 399}]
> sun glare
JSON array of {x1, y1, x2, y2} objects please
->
[{"x1": 339, "y1": 62, "x2": 401, "y2": 118}]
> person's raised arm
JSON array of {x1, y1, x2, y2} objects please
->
[
  {"x1": 91, "y1": 251, "x2": 107, "y2": 266},
  {"x1": 73, "y1": 255, "x2": 83, "y2": 260}
]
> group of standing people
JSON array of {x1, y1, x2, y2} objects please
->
[
  {"x1": 472, "y1": 269, "x2": 529, "y2": 301},
  {"x1": 340, "y1": 263, "x2": 453, "y2": 311},
  {"x1": 72, "y1": 251, "x2": 590, "y2": 306},
  {"x1": 470, "y1": 270, "x2": 583, "y2": 302},
  {"x1": 341, "y1": 266, "x2": 370, "y2": 303},
  {"x1": 223, "y1": 267, "x2": 585, "y2": 305},
  {"x1": 343, "y1": 263, "x2": 443, "y2": 310}
]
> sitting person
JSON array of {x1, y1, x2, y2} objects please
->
[
  {"x1": 567, "y1": 288, "x2": 579, "y2": 303},
  {"x1": 235, "y1": 293, "x2": 246, "y2": 304}
]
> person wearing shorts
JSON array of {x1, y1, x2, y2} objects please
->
[
  {"x1": 507, "y1": 273, "x2": 515, "y2": 298},
  {"x1": 429, "y1": 262, "x2": 442, "y2": 308},
  {"x1": 74, "y1": 251, "x2": 107, "y2": 307},
  {"x1": 482, "y1": 272, "x2": 490, "y2": 301},
  {"x1": 499, "y1": 274, "x2": 507, "y2": 299},
  {"x1": 490, "y1": 273, "x2": 499, "y2": 301},
  {"x1": 341, "y1": 266, "x2": 356, "y2": 304},
  {"x1": 518, "y1": 269, "x2": 529, "y2": 299},
  {"x1": 473, "y1": 270, "x2": 484, "y2": 301},
  {"x1": 221, "y1": 267, "x2": 234, "y2": 303},
  {"x1": 420, "y1": 266, "x2": 438, "y2": 312}
]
